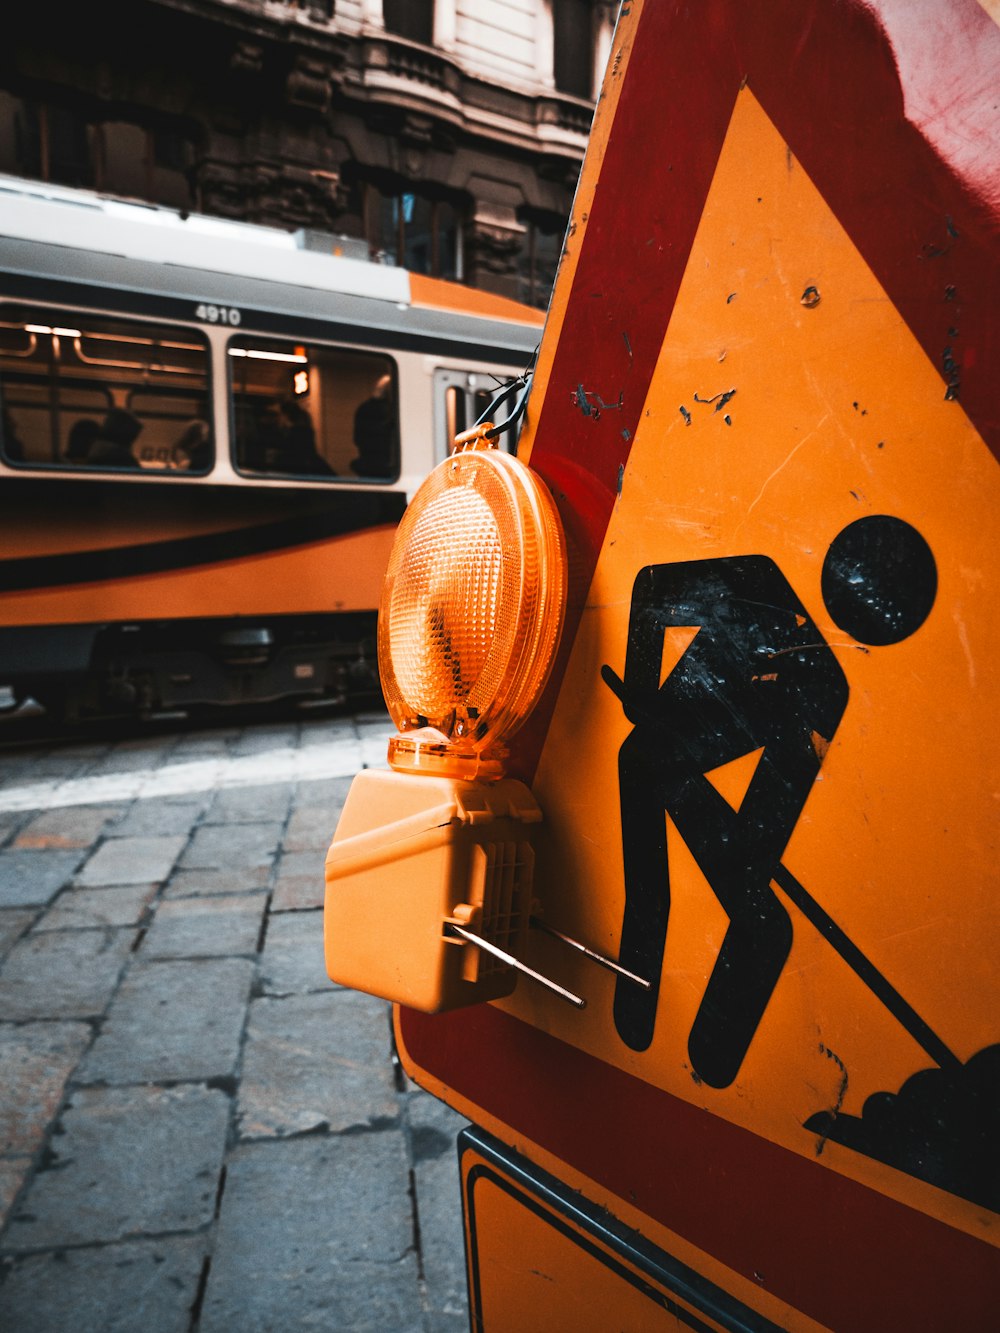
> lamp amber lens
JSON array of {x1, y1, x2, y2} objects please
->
[{"x1": 378, "y1": 445, "x2": 566, "y2": 775}]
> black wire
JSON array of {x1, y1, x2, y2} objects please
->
[{"x1": 472, "y1": 346, "x2": 538, "y2": 438}]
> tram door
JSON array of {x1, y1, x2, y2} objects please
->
[{"x1": 433, "y1": 368, "x2": 520, "y2": 464}]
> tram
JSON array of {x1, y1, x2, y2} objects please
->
[
  {"x1": 0, "y1": 173, "x2": 541, "y2": 719},
  {"x1": 324, "y1": 0, "x2": 999, "y2": 1329}
]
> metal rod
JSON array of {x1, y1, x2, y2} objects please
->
[
  {"x1": 530, "y1": 916, "x2": 652, "y2": 990},
  {"x1": 445, "y1": 923, "x2": 586, "y2": 1009}
]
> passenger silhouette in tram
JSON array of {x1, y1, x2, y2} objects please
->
[
  {"x1": 65, "y1": 418, "x2": 100, "y2": 462},
  {"x1": 602, "y1": 517, "x2": 937, "y2": 1088},
  {"x1": 263, "y1": 399, "x2": 334, "y2": 476},
  {"x1": 88, "y1": 408, "x2": 142, "y2": 468},
  {"x1": 173, "y1": 419, "x2": 211, "y2": 471},
  {"x1": 2, "y1": 408, "x2": 25, "y2": 461},
  {"x1": 351, "y1": 373, "x2": 396, "y2": 479}
]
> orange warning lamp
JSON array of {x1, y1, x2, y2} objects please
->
[
  {"x1": 378, "y1": 426, "x2": 566, "y2": 781},
  {"x1": 324, "y1": 426, "x2": 650, "y2": 1013}
]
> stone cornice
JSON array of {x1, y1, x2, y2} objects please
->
[{"x1": 145, "y1": 0, "x2": 591, "y2": 163}]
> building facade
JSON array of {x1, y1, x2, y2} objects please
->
[{"x1": 0, "y1": 1, "x2": 613, "y2": 304}]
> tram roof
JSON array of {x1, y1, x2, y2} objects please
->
[{"x1": 0, "y1": 173, "x2": 543, "y2": 357}]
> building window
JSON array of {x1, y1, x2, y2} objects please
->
[
  {"x1": 383, "y1": 0, "x2": 434, "y2": 44},
  {"x1": 553, "y1": 0, "x2": 595, "y2": 99},
  {"x1": 11, "y1": 100, "x2": 94, "y2": 189},
  {"x1": 341, "y1": 175, "x2": 463, "y2": 280},
  {"x1": 99, "y1": 123, "x2": 194, "y2": 211},
  {"x1": 517, "y1": 211, "x2": 564, "y2": 310},
  {"x1": 0, "y1": 93, "x2": 193, "y2": 210},
  {"x1": 279, "y1": 0, "x2": 335, "y2": 14}
]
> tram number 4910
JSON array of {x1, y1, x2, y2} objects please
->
[{"x1": 195, "y1": 303, "x2": 242, "y2": 326}]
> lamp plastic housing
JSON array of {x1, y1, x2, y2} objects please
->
[
  {"x1": 378, "y1": 435, "x2": 567, "y2": 779},
  {"x1": 324, "y1": 768, "x2": 540, "y2": 1012}
]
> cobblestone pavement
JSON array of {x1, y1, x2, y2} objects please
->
[{"x1": 0, "y1": 710, "x2": 470, "y2": 1333}]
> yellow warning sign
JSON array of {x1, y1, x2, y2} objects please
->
[{"x1": 512, "y1": 87, "x2": 999, "y2": 1240}]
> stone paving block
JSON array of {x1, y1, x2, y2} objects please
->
[
  {"x1": 0, "y1": 811, "x2": 29, "y2": 847},
  {"x1": 269, "y1": 849, "x2": 324, "y2": 911},
  {"x1": 0, "y1": 928, "x2": 135, "y2": 1021},
  {"x1": 106, "y1": 800, "x2": 204, "y2": 838},
  {"x1": 0, "y1": 1235, "x2": 207, "y2": 1333},
  {"x1": 86, "y1": 742, "x2": 175, "y2": 775},
  {"x1": 0, "y1": 1157, "x2": 30, "y2": 1230},
  {"x1": 12, "y1": 803, "x2": 126, "y2": 850},
  {"x1": 298, "y1": 720, "x2": 357, "y2": 748},
  {"x1": 200, "y1": 1135, "x2": 422, "y2": 1333},
  {"x1": 15, "y1": 754, "x2": 94, "y2": 781},
  {"x1": 179, "y1": 822, "x2": 281, "y2": 871},
  {"x1": 3, "y1": 1083, "x2": 229, "y2": 1249},
  {"x1": 159, "y1": 787, "x2": 213, "y2": 810},
  {"x1": 0, "y1": 908, "x2": 34, "y2": 959},
  {"x1": 258, "y1": 908, "x2": 330, "y2": 995},
  {"x1": 0, "y1": 849, "x2": 85, "y2": 907},
  {"x1": 408, "y1": 1090, "x2": 470, "y2": 1333},
  {"x1": 140, "y1": 893, "x2": 267, "y2": 958},
  {"x1": 0, "y1": 757, "x2": 38, "y2": 789},
  {"x1": 77, "y1": 835, "x2": 187, "y2": 887},
  {"x1": 228, "y1": 726, "x2": 298, "y2": 755},
  {"x1": 170, "y1": 732, "x2": 237, "y2": 757},
  {"x1": 80, "y1": 957, "x2": 254, "y2": 1084},
  {"x1": 238, "y1": 990, "x2": 397, "y2": 1138},
  {"x1": 282, "y1": 802, "x2": 337, "y2": 852},
  {"x1": 203, "y1": 783, "x2": 295, "y2": 825},
  {"x1": 163, "y1": 865, "x2": 271, "y2": 898},
  {"x1": 0, "y1": 1021, "x2": 92, "y2": 1155},
  {"x1": 33, "y1": 882, "x2": 158, "y2": 931}
]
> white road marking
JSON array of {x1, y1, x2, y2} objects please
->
[{"x1": 0, "y1": 733, "x2": 391, "y2": 813}]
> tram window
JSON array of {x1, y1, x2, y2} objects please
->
[
  {"x1": 0, "y1": 306, "x2": 212, "y2": 474},
  {"x1": 229, "y1": 336, "x2": 399, "y2": 483}
]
